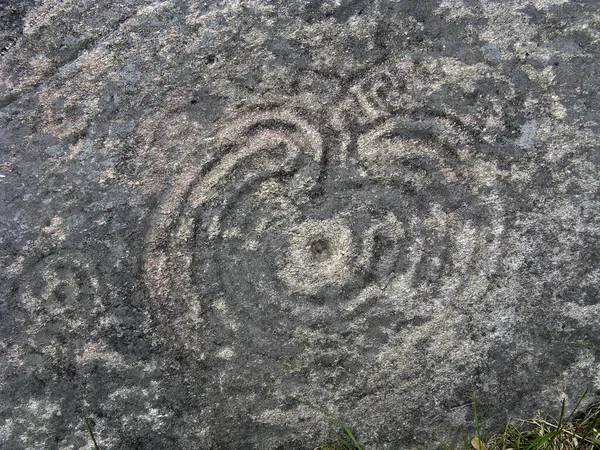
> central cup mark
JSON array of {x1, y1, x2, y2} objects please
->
[
  {"x1": 309, "y1": 238, "x2": 331, "y2": 259},
  {"x1": 280, "y1": 218, "x2": 353, "y2": 294}
]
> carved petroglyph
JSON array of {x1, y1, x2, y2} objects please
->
[
  {"x1": 143, "y1": 61, "x2": 507, "y2": 370},
  {"x1": 18, "y1": 252, "x2": 100, "y2": 334}
]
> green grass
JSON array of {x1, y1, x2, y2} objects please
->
[
  {"x1": 472, "y1": 402, "x2": 600, "y2": 450},
  {"x1": 314, "y1": 425, "x2": 363, "y2": 450},
  {"x1": 475, "y1": 398, "x2": 600, "y2": 450},
  {"x1": 313, "y1": 397, "x2": 600, "y2": 450},
  {"x1": 314, "y1": 341, "x2": 600, "y2": 450}
]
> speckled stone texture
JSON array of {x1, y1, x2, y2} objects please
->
[{"x1": 1, "y1": 0, "x2": 599, "y2": 448}]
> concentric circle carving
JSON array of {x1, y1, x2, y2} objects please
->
[{"x1": 143, "y1": 68, "x2": 507, "y2": 396}]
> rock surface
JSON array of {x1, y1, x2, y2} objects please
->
[{"x1": 1, "y1": 0, "x2": 599, "y2": 448}]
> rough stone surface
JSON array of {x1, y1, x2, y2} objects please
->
[{"x1": 1, "y1": 0, "x2": 599, "y2": 448}]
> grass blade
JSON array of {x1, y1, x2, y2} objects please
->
[
  {"x1": 574, "y1": 341, "x2": 600, "y2": 352},
  {"x1": 524, "y1": 430, "x2": 555, "y2": 450},
  {"x1": 342, "y1": 424, "x2": 362, "y2": 449},
  {"x1": 287, "y1": 395, "x2": 363, "y2": 450},
  {"x1": 565, "y1": 391, "x2": 587, "y2": 422},
  {"x1": 433, "y1": 433, "x2": 454, "y2": 450},
  {"x1": 82, "y1": 412, "x2": 101, "y2": 450}
]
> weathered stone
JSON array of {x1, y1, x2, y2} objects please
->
[{"x1": 1, "y1": 0, "x2": 599, "y2": 448}]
